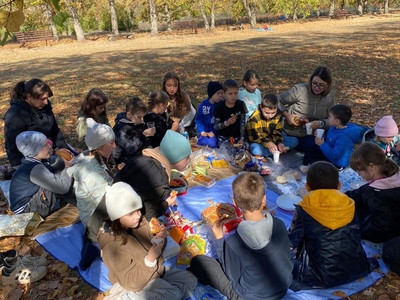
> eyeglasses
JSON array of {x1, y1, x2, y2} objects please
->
[{"x1": 312, "y1": 81, "x2": 327, "y2": 89}]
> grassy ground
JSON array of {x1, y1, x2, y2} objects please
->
[{"x1": 0, "y1": 13, "x2": 400, "y2": 299}]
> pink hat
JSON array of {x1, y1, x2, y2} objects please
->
[{"x1": 374, "y1": 116, "x2": 398, "y2": 137}]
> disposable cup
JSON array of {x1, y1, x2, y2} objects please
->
[
  {"x1": 273, "y1": 151, "x2": 280, "y2": 163},
  {"x1": 316, "y1": 128, "x2": 325, "y2": 138},
  {"x1": 147, "y1": 122, "x2": 155, "y2": 128},
  {"x1": 305, "y1": 123, "x2": 313, "y2": 135}
]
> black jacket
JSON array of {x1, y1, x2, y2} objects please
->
[
  {"x1": 4, "y1": 97, "x2": 69, "y2": 167},
  {"x1": 113, "y1": 155, "x2": 170, "y2": 220},
  {"x1": 144, "y1": 112, "x2": 168, "y2": 148},
  {"x1": 346, "y1": 172, "x2": 400, "y2": 243},
  {"x1": 289, "y1": 190, "x2": 370, "y2": 288}
]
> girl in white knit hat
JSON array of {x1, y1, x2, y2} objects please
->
[
  {"x1": 68, "y1": 118, "x2": 116, "y2": 270},
  {"x1": 98, "y1": 182, "x2": 197, "y2": 300}
]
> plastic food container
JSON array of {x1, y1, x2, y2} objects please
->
[{"x1": 192, "y1": 174, "x2": 216, "y2": 187}]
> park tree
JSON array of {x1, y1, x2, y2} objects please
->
[
  {"x1": 109, "y1": 0, "x2": 119, "y2": 34},
  {"x1": 242, "y1": 0, "x2": 257, "y2": 28},
  {"x1": 272, "y1": 0, "x2": 320, "y2": 20},
  {"x1": 148, "y1": 0, "x2": 157, "y2": 34},
  {"x1": 44, "y1": 2, "x2": 59, "y2": 40},
  {"x1": 63, "y1": 0, "x2": 85, "y2": 40}
]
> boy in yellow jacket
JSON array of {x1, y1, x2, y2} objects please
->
[{"x1": 288, "y1": 161, "x2": 375, "y2": 289}]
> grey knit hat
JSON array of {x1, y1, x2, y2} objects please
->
[
  {"x1": 105, "y1": 182, "x2": 143, "y2": 221},
  {"x1": 16, "y1": 131, "x2": 47, "y2": 158},
  {"x1": 85, "y1": 118, "x2": 115, "y2": 150}
]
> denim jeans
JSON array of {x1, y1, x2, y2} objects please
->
[{"x1": 249, "y1": 136, "x2": 299, "y2": 157}]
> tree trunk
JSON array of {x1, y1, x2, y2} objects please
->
[
  {"x1": 329, "y1": 0, "x2": 335, "y2": 18},
  {"x1": 44, "y1": 3, "x2": 59, "y2": 41},
  {"x1": 199, "y1": 0, "x2": 210, "y2": 30},
  {"x1": 340, "y1": 0, "x2": 345, "y2": 9},
  {"x1": 363, "y1": 0, "x2": 368, "y2": 13},
  {"x1": 356, "y1": 0, "x2": 363, "y2": 15},
  {"x1": 210, "y1": 0, "x2": 215, "y2": 29},
  {"x1": 164, "y1": 3, "x2": 172, "y2": 32},
  {"x1": 64, "y1": 0, "x2": 85, "y2": 41},
  {"x1": 109, "y1": 0, "x2": 119, "y2": 35},
  {"x1": 384, "y1": 0, "x2": 389, "y2": 14},
  {"x1": 149, "y1": 0, "x2": 158, "y2": 35},
  {"x1": 242, "y1": 0, "x2": 257, "y2": 29}
]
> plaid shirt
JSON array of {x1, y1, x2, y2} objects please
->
[{"x1": 246, "y1": 107, "x2": 283, "y2": 147}]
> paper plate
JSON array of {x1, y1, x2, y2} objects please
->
[{"x1": 276, "y1": 194, "x2": 302, "y2": 212}]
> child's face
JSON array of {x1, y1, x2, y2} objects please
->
[
  {"x1": 97, "y1": 140, "x2": 116, "y2": 159},
  {"x1": 93, "y1": 103, "x2": 106, "y2": 116},
  {"x1": 261, "y1": 107, "x2": 277, "y2": 120},
  {"x1": 155, "y1": 103, "x2": 167, "y2": 114},
  {"x1": 244, "y1": 78, "x2": 259, "y2": 93},
  {"x1": 224, "y1": 87, "x2": 239, "y2": 106},
  {"x1": 35, "y1": 139, "x2": 52, "y2": 160},
  {"x1": 377, "y1": 136, "x2": 394, "y2": 144},
  {"x1": 27, "y1": 92, "x2": 49, "y2": 110},
  {"x1": 210, "y1": 90, "x2": 224, "y2": 103},
  {"x1": 165, "y1": 79, "x2": 179, "y2": 97},
  {"x1": 119, "y1": 209, "x2": 142, "y2": 229},
  {"x1": 127, "y1": 112, "x2": 145, "y2": 125},
  {"x1": 170, "y1": 156, "x2": 191, "y2": 172},
  {"x1": 328, "y1": 112, "x2": 339, "y2": 127}
]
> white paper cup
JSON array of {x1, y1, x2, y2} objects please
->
[
  {"x1": 316, "y1": 128, "x2": 325, "y2": 138},
  {"x1": 305, "y1": 123, "x2": 313, "y2": 135},
  {"x1": 273, "y1": 151, "x2": 280, "y2": 163}
]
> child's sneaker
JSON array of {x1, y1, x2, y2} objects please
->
[
  {"x1": 4, "y1": 255, "x2": 48, "y2": 269},
  {"x1": 0, "y1": 250, "x2": 18, "y2": 270},
  {"x1": 1, "y1": 265, "x2": 47, "y2": 285}
]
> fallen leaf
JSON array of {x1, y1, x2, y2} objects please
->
[
  {"x1": 332, "y1": 290, "x2": 347, "y2": 297},
  {"x1": 55, "y1": 262, "x2": 69, "y2": 274},
  {"x1": 5, "y1": 287, "x2": 23, "y2": 300}
]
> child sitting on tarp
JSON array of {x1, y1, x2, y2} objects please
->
[
  {"x1": 10, "y1": 131, "x2": 75, "y2": 218},
  {"x1": 246, "y1": 93, "x2": 298, "y2": 159},
  {"x1": 289, "y1": 161, "x2": 374, "y2": 289},
  {"x1": 195, "y1": 81, "x2": 224, "y2": 148},
  {"x1": 364, "y1": 115, "x2": 400, "y2": 165},
  {"x1": 113, "y1": 97, "x2": 154, "y2": 163},
  {"x1": 113, "y1": 130, "x2": 189, "y2": 220},
  {"x1": 98, "y1": 182, "x2": 197, "y2": 299},
  {"x1": 312, "y1": 104, "x2": 360, "y2": 168},
  {"x1": 214, "y1": 79, "x2": 248, "y2": 152},
  {"x1": 189, "y1": 173, "x2": 293, "y2": 300}
]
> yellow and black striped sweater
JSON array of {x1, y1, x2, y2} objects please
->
[{"x1": 246, "y1": 107, "x2": 283, "y2": 147}]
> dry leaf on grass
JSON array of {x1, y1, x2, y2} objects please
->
[
  {"x1": 54, "y1": 262, "x2": 69, "y2": 274},
  {"x1": 332, "y1": 290, "x2": 347, "y2": 297}
]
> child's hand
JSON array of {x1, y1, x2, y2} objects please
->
[
  {"x1": 166, "y1": 193, "x2": 177, "y2": 206},
  {"x1": 315, "y1": 136, "x2": 324, "y2": 146},
  {"x1": 310, "y1": 120, "x2": 321, "y2": 130},
  {"x1": 148, "y1": 240, "x2": 164, "y2": 262},
  {"x1": 234, "y1": 138, "x2": 244, "y2": 148},
  {"x1": 171, "y1": 119, "x2": 181, "y2": 131},
  {"x1": 207, "y1": 132, "x2": 215, "y2": 138},
  {"x1": 200, "y1": 131, "x2": 208, "y2": 137},
  {"x1": 225, "y1": 115, "x2": 237, "y2": 126},
  {"x1": 155, "y1": 224, "x2": 167, "y2": 240},
  {"x1": 212, "y1": 217, "x2": 228, "y2": 239},
  {"x1": 143, "y1": 128, "x2": 156, "y2": 137},
  {"x1": 266, "y1": 141, "x2": 278, "y2": 153},
  {"x1": 286, "y1": 114, "x2": 300, "y2": 126},
  {"x1": 278, "y1": 143, "x2": 286, "y2": 153}
]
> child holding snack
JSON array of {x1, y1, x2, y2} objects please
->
[
  {"x1": 114, "y1": 130, "x2": 190, "y2": 220},
  {"x1": 162, "y1": 71, "x2": 196, "y2": 137},
  {"x1": 144, "y1": 91, "x2": 169, "y2": 148},
  {"x1": 113, "y1": 97, "x2": 154, "y2": 163},
  {"x1": 238, "y1": 69, "x2": 262, "y2": 121},
  {"x1": 190, "y1": 173, "x2": 293, "y2": 300},
  {"x1": 214, "y1": 79, "x2": 248, "y2": 150},
  {"x1": 10, "y1": 131, "x2": 75, "y2": 217},
  {"x1": 98, "y1": 182, "x2": 197, "y2": 299},
  {"x1": 365, "y1": 115, "x2": 400, "y2": 165},
  {"x1": 195, "y1": 81, "x2": 224, "y2": 148},
  {"x1": 289, "y1": 161, "x2": 373, "y2": 288},
  {"x1": 346, "y1": 142, "x2": 400, "y2": 243},
  {"x1": 313, "y1": 104, "x2": 361, "y2": 168},
  {"x1": 246, "y1": 94, "x2": 298, "y2": 158}
]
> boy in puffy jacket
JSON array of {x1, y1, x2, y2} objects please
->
[{"x1": 289, "y1": 161, "x2": 374, "y2": 288}]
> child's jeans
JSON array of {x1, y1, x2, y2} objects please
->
[
  {"x1": 249, "y1": 136, "x2": 298, "y2": 157},
  {"x1": 197, "y1": 135, "x2": 218, "y2": 148}
]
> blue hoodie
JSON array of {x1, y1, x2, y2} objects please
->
[{"x1": 320, "y1": 123, "x2": 361, "y2": 167}]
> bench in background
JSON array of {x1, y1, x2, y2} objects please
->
[
  {"x1": 332, "y1": 9, "x2": 352, "y2": 19},
  {"x1": 15, "y1": 30, "x2": 54, "y2": 45}
]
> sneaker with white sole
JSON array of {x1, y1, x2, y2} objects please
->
[
  {"x1": 5, "y1": 255, "x2": 48, "y2": 270},
  {"x1": 1, "y1": 265, "x2": 47, "y2": 285}
]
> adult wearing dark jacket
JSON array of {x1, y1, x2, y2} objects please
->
[
  {"x1": 289, "y1": 162, "x2": 372, "y2": 288},
  {"x1": 4, "y1": 79, "x2": 70, "y2": 168},
  {"x1": 114, "y1": 130, "x2": 191, "y2": 220}
]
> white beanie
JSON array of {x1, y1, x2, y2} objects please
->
[
  {"x1": 85, "y1": 118, "x2": 115, "y2": 150},
  {"x1": 16, "y1": 131, "x2": 47, "y2": 158},
  {"x1": 105, "y1": 182, "x2": 143, "y2": 221}
]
